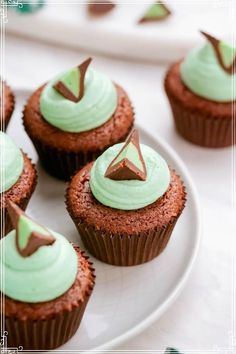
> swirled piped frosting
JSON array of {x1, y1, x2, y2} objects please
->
[
  {"x1": 0, "y1": 132, "x2": 24, "y2": 193},
  {"x1": 90, "y1": 143, "x2": 170, "y2": 210},
  {"x1": 180, "y1": 35, "x2": 236, "y2": 102},
  {"x1": 0, "y1": 219, "x2": 78, "y2": 303},
  {"x1": 40, "y1": 65, "x2": 118, "y2": 133}
]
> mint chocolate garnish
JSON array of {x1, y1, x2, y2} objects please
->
[
  {"x1": 53, "y1": 57, "x2": 92, "y2": 102},
  {"x1": 105, "y1": 129, "x2": 147, "y2": 181},
  {"x1": 201, "y1": 31, "x2": 236, "y2": 74},
  {"x1": 139, "y1": 1, "x2": 171, "y2": 23},
  {"x1": 165, "y1": 349, "x2": 182, "y2": 354},
  {"x1": 88, "y1": 1, "x2": 115, "y2": 16},
  {"x1": 7, "y1": 201, "x2": 55, "y2": 257}
]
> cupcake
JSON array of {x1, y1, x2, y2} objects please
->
[
  {"x1": 1, "y1": 202, "x2": 95, "y2": 350},
  {"x1": 0, "y1": 132, "x2": 37, "y2": 237},
  {"x1": 23, "y1": 57, "x2": 134, "y2": 180},
  {"x1": 165, "y1": 31, "x2": 236, "y2": 147},
  {"x1": 0, "y1": 81, "x2": 15, "y2": 131},
  {"x1": 66, "y1": 129, "x2": 186, "y2": 266}
]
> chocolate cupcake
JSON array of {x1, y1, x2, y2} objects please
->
[
  {"x1": 66, "y1": 129, "x2": 186, "y2": 266},
  {"x1": 23, "y1": 58, "x2": 134, "y2": 180},
  {"x1": 0, "y1": 132, "x2": 37, "y2": 237},
  {"x1": 165, "y1": 31, "x2": 236, "y2": 147},
  {"x1": 1, "y1": 202, "x2": 95, "y2": 350},
  {"x1": 1, "y1": 81, "x2": 15, "y2": 131}
]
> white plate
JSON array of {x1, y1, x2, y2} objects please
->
[
  {"x1": 7, "y1": 89, "x2": 201, "y2": 351},
  {"x1": 6, "y1": 1, "x2": 232, "y2": 63}
]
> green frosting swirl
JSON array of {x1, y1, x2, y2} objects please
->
[
  {"x1": 0, "y1": 132, "x2": 24, "y2": 193},
  {"x1": 40, "y1": 68, "x2": 118, "y2": 132},
  {"x1": 180, "y1": 41, "x2": 236, "y2": 102},
  {"x1": 90, "y1": 143, "x2": 170, "y2": 210},
  {"x1": 0, "y1": 229, "x2": 78, "y2": 303}
]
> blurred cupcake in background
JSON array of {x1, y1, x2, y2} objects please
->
[
  {"x1": 88, "y1": 0, "x2": 116, "y2": 16},
  {"x1": 15, "y1": 1, "x2": 45, "y2": 14},
  {"x1": 2, "y1": 202, "x2": 95, "y2": 350},
  {"x1": 0, "y1": 81, "x2": 15, "y2": 131},
  {"x1": 0, "y1": 132, "x2": 37, "y2": 236},
  {"x1": 138, "y1": 1, "x2": 171, "y2": 24},
  {"x1": 165, "y1": 31, "x2": 236, "y2": 148},
  {"x1": 23, "y1": 58, "x2": 134, "y2": 180}
]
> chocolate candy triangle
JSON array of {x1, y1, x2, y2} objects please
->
[
  {"x1": 105, "y1": 129, "x2": 147, "y2": 181},
  {"x1": 139, "y1": 1, "x2": 171, "y2": 23},
  {"x1": 53, "y1": 57, "x2": 92, "y2": 102},
  {"x1": 165, "y1": 349, "x2": 182, "y2": 354},
  {"x1": 201, "y1": 31, "x2": 236, "y2": 74},
  {"x1": 7, "y1": 201, "x2": 55, "y2": 257},
  {"x1": 88, "y1": 1, "x2": 115, "y2": 16}
]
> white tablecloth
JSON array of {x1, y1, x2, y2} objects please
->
[{"x1": 5, "y1": 34, "x2": 234, "y2": 353}]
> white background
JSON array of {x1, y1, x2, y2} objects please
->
[{"x1": 4, "y1": 5, "x2": 235, "y2": 351}]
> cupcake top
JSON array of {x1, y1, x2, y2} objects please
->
[
  {"x1": 0, "y1": 202, "x2": 78, "y2": 303},
  {"x1": 0, "y1": 132, "x2": 24, "y2": 193},
  {"x1": 180, "y1": 31, "x2": 236, "y2": 102},
  {"x1": 40, "y1": 58, "x2": 118, "y2": 133},
  {"x1": 90, "y1": 129, "x2": 170, "y2": 210}
]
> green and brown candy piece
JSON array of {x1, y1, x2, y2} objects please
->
[
  {"x1": 105, "y1": 129, "x2": 147, "y2": 181},
  {"x1": 53, "y1": 57, "x2": 92, "y2": 102},
  {"x1": 7, "y1": 201, "x2": 55, "y2": 257},
  {"x1": 201, "y1": 31, "x2": 236, "y2": 75},
  {"x1": 139, "y1": 1, "x2": 171, "y2": 24},
  {"x1": 88, "y1": 1, "x2": 115, "y2": 16}
]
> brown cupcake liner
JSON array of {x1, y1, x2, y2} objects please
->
[
  {"x1": 2, "y1": 157, "x2": 37, "y2": 237},
  {"x1": 5, "y1": 300, "x2": 88, "y2": 350},
  {"x1": 165, "y1": 86, "x2": 233, "y2": 148},
  {"x1": 32, "y1": 138, "x2": 103, "y2": 180},
  {"x1": 28, "y1": 125, "x2": 133, "y2": 181},
  {"x1": 4, "y1": 253, "x2": 95, "y2": 350},
  {"x1": 70, "y1": 214, "x2": 181, "y2": 266}
]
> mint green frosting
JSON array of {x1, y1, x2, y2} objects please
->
[
  {"x1": 0, "y1": 132, "x2": 24, "y2": 193},
  {"x1": 0, "y1": 229, "x2": 78, "y2": 303},
  {"x1": 40, "y1": 67, "x2": 118, "y2": 133},
  {"x1": 90, "y1": 143, "x2": 170, "y2": 210},
  {"x1": 180, "y1": 41, "x2": 236, "y2": 102}
]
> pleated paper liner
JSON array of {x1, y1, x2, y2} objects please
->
[
  {"x1": 76, "y1": 217, "x2": 180, "y2": 266},
  {"x1": 25, "y1": 125, "x2": 134, "y2": 181},
  {"x1": 32, "y1": 138, "x2": 103, "y2": 180},
  {"x1": 5, "y1": 301, "x2": 88, "y2": 350},
  {"x1": 4, "y1": 249, "x2": 95, "y2": 350},
  {"x1": 165, "y1": 78, "x2": 234, "y2": 148}
]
